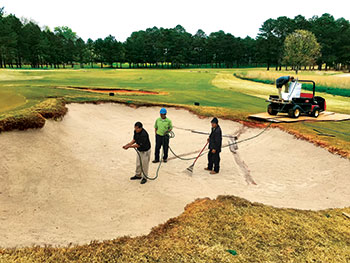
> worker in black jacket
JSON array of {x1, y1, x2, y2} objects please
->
[
  {"x1": 205, "y1": 117, "x2": 222, "y2": 174},
  {"x1": 123, "y1": 121, "x2": 151, "y2": 185}
]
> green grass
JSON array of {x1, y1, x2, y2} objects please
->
[
  {"x1": 0, "y1": 89, "x2": 26, "y2": 113},
  {"x1": 1, "y1": 68, "x2": 349, "y2": 156},
  {"x1": 1, "y1": 68, "x2": 350, "y2": 261},
  {"x1": 0, "y1": 68, "x2": 266, "y2": 115}
]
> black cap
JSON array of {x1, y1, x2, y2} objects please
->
[
  {"x1": 211, "y1": 117, "x2": 218, "y2": 124},
  {"x1": 134, "y1": 121, "x2": 143, "y2": 128}
]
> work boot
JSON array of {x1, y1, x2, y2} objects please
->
[
  {"x1": 140, "y1": 178, "x2": 147, "y2": 184},
  {"x1": 152, "y1": 160, "x2": 159, "y2": 163},
  {"x1": 210, "y1": 171, "x2": 218, "y2": 175},
  {"x1": 204, "y1": 168, "x2": 211, "y2": 171},
  {"x1": 130, "y1": 175, "x2": 142, "y2": 180}
]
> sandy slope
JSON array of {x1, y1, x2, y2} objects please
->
[{"x1": 0, "y1": 103, "x2": 349, "y2": 248}]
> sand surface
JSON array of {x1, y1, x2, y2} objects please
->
[{"x1": 0, "y1": 103, "x2": 349, "y2": 248}]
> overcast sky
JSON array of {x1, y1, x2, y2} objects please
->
[{"x1": 1, "y1": 0, "x2": 349, "y2": 41}]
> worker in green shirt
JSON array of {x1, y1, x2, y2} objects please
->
[{"x1": 153, "y1": 108, "x2": 173, "y2": 163}]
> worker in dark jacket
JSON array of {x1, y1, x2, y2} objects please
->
[
  {"x1": 204, "y1": 117, "x2": 222, "y2": 174},
  {"x1": 123, "y1": 121, "x2": 151, "y2": 185},
  {"x1": 276, "y1": 76, "x2": 294, "y2": 99}
]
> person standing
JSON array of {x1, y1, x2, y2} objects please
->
[
  {"x1": 276, "y1": 76, "x2": 294, "y2": 99},
  {"x1": 123, "y1": 122, "x2": 151, "y2": 184},
  {"x1": 153, "y1": 108, "x2": 173, "y2": 163},
  {"x1": 205, "y1": 117, "x2": 222, "y2": 174}
]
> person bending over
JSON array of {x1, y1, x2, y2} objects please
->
[{"x1": 276, "y1": 76, "x2": 294, "y2": 99}]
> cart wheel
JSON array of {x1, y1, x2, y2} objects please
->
[
  {"x1": 288, "y1": 107, "x2": 300, "y2": 118},
  {"x1": 267, "y1": 104, "x2": 278, "y2": 115},
  {"x1": 312, "y1": 108, "x2": 320, "y2": 118}
]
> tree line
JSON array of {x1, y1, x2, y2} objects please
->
[{"x1": 1, "y1": 6, "x2": 350, "y2": 71}]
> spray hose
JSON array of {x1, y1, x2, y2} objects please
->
[
  {"x1": 134, "y1": 122, "x2": 274, "y2": 180},
  {"x1": 133, "y1": 80, "x2": 347, "y2": 180},
  {"x1": 134, "y1": 131, "x2": 175, "y2": 180}
]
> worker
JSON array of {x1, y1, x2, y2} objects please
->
[
  {"x1": 153, "y1": 108, "x2": 173, "y2": 163},
  {"x1": 276, "y1": 76, "x2": 294, "y2": 99},
  {"x1": 123, "y1": 121, "x2": 151, "y2": 185},
  {"x1": 205, "y1": 117, "x2": 222, "y2": 174}
]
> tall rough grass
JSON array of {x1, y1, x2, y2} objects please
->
[
  {"x1": 0, "y1": 98, "x2": 67, "y2": 132},
  {"x1": 1, "y1": 196, "x2": 349, "y2": 262},
  {"x1": 235, "y1": 71, "x2": 350, "y2": 97}
]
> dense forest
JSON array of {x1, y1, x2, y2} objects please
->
[{"x1": 0, "y1": 6, "x2": 350, "y2": 70}]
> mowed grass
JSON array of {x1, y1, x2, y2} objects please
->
[
  {"x1": 0, "y1": 68, "x2": 266, "y2": 116},
  {"x1": 0, "y1": 89, "x2": 26, "y2": 113},
  {"x1": 1, "y1": 68, "x2": 350, "y2": 261},
  {"x1": 0, "y1": 68, "x2": 349, "y2": 156}
]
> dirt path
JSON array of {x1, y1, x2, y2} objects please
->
[{"x1": 0, "y1": 103, "x2": 349, "y2": 248}]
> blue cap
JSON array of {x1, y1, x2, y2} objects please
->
[{"x1": 160, "y1": 108, "x2": 167, "y2": 114}]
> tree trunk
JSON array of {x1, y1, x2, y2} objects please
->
[{"x1": 101, "y1": 62, "x2": 103, "y2": 68}]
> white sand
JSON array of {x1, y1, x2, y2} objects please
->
[{"x1": 0, "y1": 103, "x2": 349, "y2": 248}]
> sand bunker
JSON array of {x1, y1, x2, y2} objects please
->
[{"x1": 0, "y1": 103, "x2": 349, "y2": 248}]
